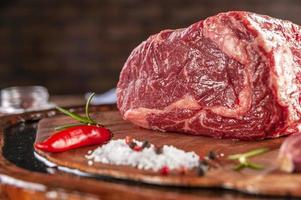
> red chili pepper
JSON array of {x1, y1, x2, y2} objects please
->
[{"x1": 35, "y1": 125, "x2": 112, "y2": 153}]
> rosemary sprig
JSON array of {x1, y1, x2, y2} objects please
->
[
  {"x1": 55, "y1": 92, "x2": 100, "y2": 130},
  {"x1": 227, "y1": 147, "x2": 269, "y2": 171},
  {"x1": 56, "y1": 106, "x2": 92, "y2": 124},
  {"x1": 54, "y1": 123, "x2": 84, "y2": 131}
]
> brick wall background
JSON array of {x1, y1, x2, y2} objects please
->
[{"x1": 0, "y1": 0, "x2": 300, "y2": 94}]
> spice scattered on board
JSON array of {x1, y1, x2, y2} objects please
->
[{"x1": 85, "y1": 139, "x2": 200, "y2": 173}]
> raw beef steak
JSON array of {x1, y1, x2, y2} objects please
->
[{"x1": 117, "y1": 11, "x2": 301, "y2": 140}]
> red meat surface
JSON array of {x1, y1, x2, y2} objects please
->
[{"x1": 117, "y1": 11, "x2": 301, "y2": 140}]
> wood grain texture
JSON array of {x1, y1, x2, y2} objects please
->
[
  {"x1": 0, "y1": 105, "x2": 298, "y2": 199},
  {"x1": 0, "y1": 105, "x2": 250, "y2": 200},
  {"x1": 34, "y1": 108, "x2": 301, "y2": 198}
]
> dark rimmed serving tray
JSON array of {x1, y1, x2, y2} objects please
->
[{"x1": 0, "y1": 105, "x2": 297, "y2": 199}]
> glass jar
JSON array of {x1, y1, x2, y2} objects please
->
[{"x1": 0, "y1": 86, "x2": 55, "y2": 114}]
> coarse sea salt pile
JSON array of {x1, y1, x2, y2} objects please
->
[{"x1": 85, "y1": 139, "x2": 199, "y2": 171}]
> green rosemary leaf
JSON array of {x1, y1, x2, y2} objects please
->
[
  {"x1": 233, "y1": 163, "x2": 245, "y2": 171},
  {"x1": 227, "y1": 154, "x2": 243, "y2": 160},
  {"x1": 54, "y1": 123, "x2": 84, "y2": 131},
  {"x1": 56, "y1": 106, "x2": 91, "y2": 124},
  {"x1": 85, "y1": 92, "x2": 97, "y2": 124},
  {"x1": 227, "y1": 147, "x2": 268, "y2": 160},
  {"x1": 245, "y1": 162, "x2": 264, "y2": 170},
  {"x1": 228, "y1": 147, "x2": 269, "y2": 171},
  {"x1": 240, "y1": 148, "x2": 269, "y2": 159}
]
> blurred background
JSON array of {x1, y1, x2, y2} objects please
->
[{"x1": 0, "y1": 0, "x2": 300, "y2": 95}]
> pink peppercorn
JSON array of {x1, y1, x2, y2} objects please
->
[{"x1": 160, "y1": 166, "x2": 169, "y2": 176}]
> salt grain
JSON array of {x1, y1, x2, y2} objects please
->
[{"x1": 85, "y1": 139, "x2": 199, "y2": 172}]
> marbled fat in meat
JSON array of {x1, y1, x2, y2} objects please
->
[{"x1": 117, "y1": 11, "x2": 301, "y2": 140}]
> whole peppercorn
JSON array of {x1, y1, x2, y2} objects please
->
[
  {"x1": 142, "y1": 141, "x2": 150, "y2": 148},
  {"x1": 207, "y1": 151, "x2": 217, "y2": 160},
  {"x1": 133, "y1": 145, "x2": 142, "y2": 152},
  {"x1": 125, "y1": 136, "x2": 133, "y2": 145},
  {"x1": 129, "y1": 141, "x2": 137, "y2": 149},
  {"x1": 197, "y1": 160, "x2": 208, "y2": 176},
  {"x1": 155, "y1": 146, "x2": 163, "y2": 154}
]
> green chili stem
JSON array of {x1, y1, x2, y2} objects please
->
[
  {"x1": 85, "y1": 92, "x2": 97, "y2": 124},
  {"x1": 54, "y1": 92, "x2": 99, "y2": 130}
]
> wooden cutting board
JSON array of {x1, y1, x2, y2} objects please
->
[{"x1": 34, "y1": 109, "x2": 301, "y2": 197}]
